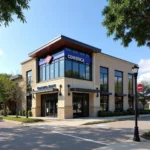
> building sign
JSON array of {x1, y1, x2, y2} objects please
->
[
  {"x1": 45, "y1": 55, "x2": 52, "y2": 64},
  {"x1": 37, "y1": 84, "x2": 56, "y2": 91},
  {"x1": 67, "y1": 54, "x2": 84, "y2": 63},
  {"x1": 38, "y1": 48, "x2": 92, "y2": 66}
]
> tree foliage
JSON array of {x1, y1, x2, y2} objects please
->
[
  {"x1": 0, "y1": 0, "x2": 30, "y2": 26},
  {"x1": 102, "y1": 0, "x2": 150, "y2": 47},
  {"x1": 0, "y1": 74, "x2": 23, "y2": 116},
  {"x1": 138, "y1": 81, "x2": 150, "y2": 109}
]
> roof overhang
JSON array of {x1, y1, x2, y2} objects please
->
[{"x1": 28, "y1": 35, "x2": 101, "y2": 58}]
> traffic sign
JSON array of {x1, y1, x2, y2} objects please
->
[{"x1": 137, "y1": 84, "x2": 144, "y2": 92}]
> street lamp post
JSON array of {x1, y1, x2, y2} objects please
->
[{"x1": 132, "y1": 65, "x2": 140, "y2": 142}]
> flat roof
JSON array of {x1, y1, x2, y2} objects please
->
[{"x1": 28, "y1": 35, "x2": 101, "y2": 58}]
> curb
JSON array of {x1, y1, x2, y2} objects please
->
[{"x1": 3, "y1": 119, "x2": 23, "y2": 125}]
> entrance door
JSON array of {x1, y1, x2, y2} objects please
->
[
  {"x1": 73, "y1": 93, "x2": 89, "y2": 118},
  {"x1": 41, "y1": 93, "x2": 58, "y2": 117}
]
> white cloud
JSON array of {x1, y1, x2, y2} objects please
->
[
  {"x1": 138, "y1": 58, "x2": 150, "y2": 73},
  {"x1": 138, "y1": 72, "x2": 150, "y2": 83},
  {"x1": 0, "y1": 49, "x2": 3, "y2": 56}
]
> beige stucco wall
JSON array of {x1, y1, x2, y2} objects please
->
[{"x1": 93, "y1": 53, "x2": 135, "y2": 112}]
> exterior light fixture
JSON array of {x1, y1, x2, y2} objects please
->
[
  {"x1": 132, "y1": 65, "x2": 140, "y2": 142},
  {"x1": 96, "y1": 88, "x2": 99, "y2": 97},
  {"x1": 59, "y1": 85, "x2": 62, "y2": 96},
  {"x1": 68, "y1": 84, "x2": 70, "y2": 96}
]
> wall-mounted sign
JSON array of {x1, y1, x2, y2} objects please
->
[
  {"x1": 67, "y1": 54, "x2": 84, "y2": 63},
  {"x1": 37, "y1": 84, "x2": 56, "y2": 91}
]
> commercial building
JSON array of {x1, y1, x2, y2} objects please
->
[{"x1": 13, "y1": 35, "x2": 136, "y2": 119}]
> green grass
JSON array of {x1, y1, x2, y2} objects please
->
[
  {"x1": 82, "y1": 117, "x2": 135, "y2": 125},
  {"x1": 2, "y1": 116, "x2": 44, "y2": 123},
  {"x1": 141, "y1": 131, "x2": 150, "y2": 140}
]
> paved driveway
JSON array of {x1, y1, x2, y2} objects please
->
[{"x1": 0, "y1": 117, "x2": 150, "y2": 150}]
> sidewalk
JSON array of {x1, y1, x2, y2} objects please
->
[
  {"x1": 97, "y1": 138, "x2": 150, "y2": 150},
  {"x1": 22, "y1": 114, "x2": 150, "y2": 127}
]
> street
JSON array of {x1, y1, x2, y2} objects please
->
[{"x1": 0, "y1": 117, "x2": 150, "y2": 150}]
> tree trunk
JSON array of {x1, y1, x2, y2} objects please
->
[
  {"x1": 3, "y1": 103, "x2": 7, "y2": 116},
  {"x1": 16, "y1": 102, "x2": 18, "y2": 118}
]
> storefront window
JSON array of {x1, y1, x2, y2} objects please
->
[
  {"x1": 100, "y1": 95, "x2": 108, "y2": 111},
  {"x1": 115, "y1": 97, "x2": 123, "y2": 111},
  {"x1": 60, "y1": 58, "x2": 64, "y2": 77},
  {"x1": 115, "y1": 71, "x2": 123, "y2": 93}
]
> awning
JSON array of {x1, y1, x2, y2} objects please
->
[
  {"x1": 100, "y1": 91, "x2": 112, "y2": 95},
  {"x1": 115, "y1": 93, "x2": 127, "y2": 97},
  {"x1": 70, "y1": 88, "x2": 97, "y2": 93},
  {"x1": 32, "y1": 88, "x2": 58, "y2": 94},
  {"x1": 128, "y1": 94, "x2": 135, "y2": 97}
]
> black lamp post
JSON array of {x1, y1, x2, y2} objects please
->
[{"x1": 132, "y1": 65, "x2": 140, "y2": 142}]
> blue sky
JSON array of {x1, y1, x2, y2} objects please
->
[{"x1": 0, "y1": 0, "x2": 150, "y2": 81}]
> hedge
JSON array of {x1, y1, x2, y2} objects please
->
[{"x1": 98, "y1": 109, "x2": 150, "y2": 117}]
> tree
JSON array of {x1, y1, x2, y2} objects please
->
[
  {"x1": 0, "y1": 74, "x2": 13, "y2": 116},
  {"x1": 6, "y1": 82, "x2": 23, "y2": 117},
  {"x1": 138, "y1": 81, "x2": 150, "y2": 110},
  {"x1": 102, "y1": 0, "x2": 150, "y2": 47},
  {"x1": 0, "y1": 74, "x2": 23, "y2": 117},
  {"x1": 0, "y1": 0, "x2": 30, "y2": 26}
]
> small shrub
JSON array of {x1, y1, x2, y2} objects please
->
[
  {"x1": 0, "y1": 110, "x2": 4, "y2": 115},
  {"x1": 22, "y1": 110, "x2": 26, "y2": 116},
  {"x1": 28, "y1": 110, "x2": 32, "y2": 117}
]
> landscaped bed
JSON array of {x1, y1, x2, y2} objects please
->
[
  {"x1": 2, "y1": 116, "x2": 44, "y2": 123},
  {"x1": 141, "y1": 131, "x2": 150, "y2": 140}
]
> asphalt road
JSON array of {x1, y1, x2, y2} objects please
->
[{"x1": 0, "y1": 117, "x2": 150, "y2": 150}]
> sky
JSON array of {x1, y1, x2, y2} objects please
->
[{"x1": 0, "y1": 0, "x2": 150, "y2": 82}]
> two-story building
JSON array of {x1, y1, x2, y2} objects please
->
[{"x1": 14, "y1": 35, "x2": 135, "y2": 119}]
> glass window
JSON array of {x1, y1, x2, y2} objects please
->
[
  {"x1": 60, "y1": 58, "x2": 64, "y2": 77},
  {"x1": 128, "y1": 74, "x2": 133, "y2": 94},
  {"x1": 115, "y1": 70, "x2": 123, "y2": 93},
  {"x1": 79, "y1": 63, "x2": 85, "y2": 79},
  {"x1": 115, "y1": 97, "x2": 123, "y2": 111},
  {"x1": 27, "y1": 70, "x2": 32, "y2": 84},
  {"x1": 50, "y1": 63, "x2": 54, "y2": 79},
  {"x1": 42, "y1": 65, "x2": 46, "y2": 81},
  {"x1": 46, "y1": 65, "x2": 49, "y2": 80},
  {"x1": 86, "y1": 64, "x2": 90, "y2": 80},
  {"x1": 73, "y1": 61, "x2": 79, "y2": 78},
  {"x1": 100, "y1": 67, "x2": 108, "y2": 92},
  {"x1": 65, "y1": 59, "x2": 72, "y2": 77},
  {"x1": 129, "y1": 97, "x2": 133, "y2": 109},
  {"x1": 40, "y1": 66, "x2": 43, "y2": 81},
  {"x1": 100, "y1": 95, "x2": 108, "y2": 111},
  {"x1": 55, "y1": 60, "x2": 59, "y2": 78}
]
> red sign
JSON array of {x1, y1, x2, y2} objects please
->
[
  {"x1": 137, "y1": 84, "x2": 144, "y2": 92},
  {"x1": 45, "y1": 55, "x2": 52, "y2": 64}
]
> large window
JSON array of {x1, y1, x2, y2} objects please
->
[
  {"x1": 27, "y1": 70, "x2": 32, "y2": 84},
  {"x1": 65, "y1": 49, "x2": 92, "y2": 81},
  {"x1": 115, "y1": 71, "x2": 123, "y2": 93},
  {"x1": 100, "y1": 95, "x2": 109, "y2": 111},
  {"x1": 39, "y1": 57, "x2": 64, "y2": 82},
  {"x1": 100, "y1": 67, "x2": 108, "y2": 92},
  {"x1": 115, "y1": 97, "x2": 123, "y2": 111},
  {"x1": 26, "y1": 70, "x2": 32, "y2": 94},
  {"x1": 38, "y1": 48, "x2": 92, "y2": 82},
  {"x1": 128, "y1": 74, "x2": 133, "y2": 94}
]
